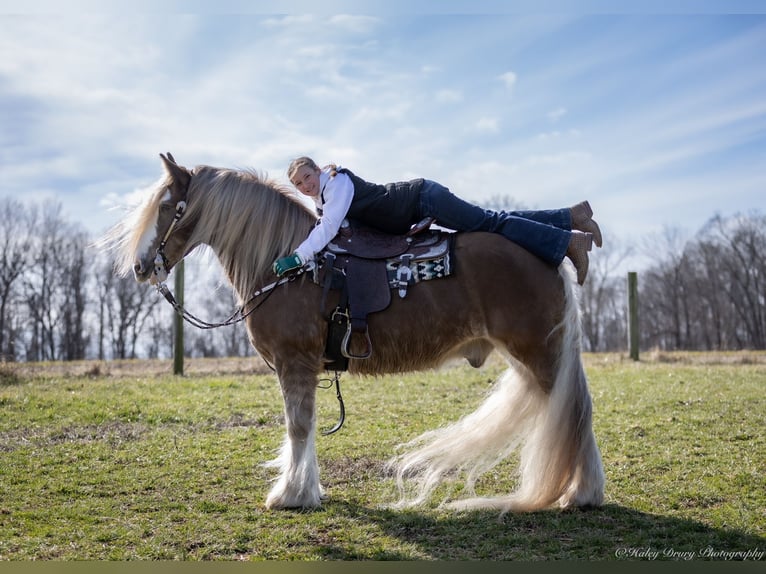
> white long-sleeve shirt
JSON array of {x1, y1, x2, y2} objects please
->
[{"x1": 294, "y1": 168, "x2": 354, "y2": 263}]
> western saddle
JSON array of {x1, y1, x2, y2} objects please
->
[{"x1": 312, "y1": 218, "x2": 453, "y2": 371}]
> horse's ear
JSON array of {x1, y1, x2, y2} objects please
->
[
  {"x1": 159, "y1": 153, "x2": 191, "y2": 198},
  {"x1": 160, "y1": 152, "x2": 177, "y2": 167},
  {"x1": 160, "y1": 152, "x2": 186, "y2": 176}
]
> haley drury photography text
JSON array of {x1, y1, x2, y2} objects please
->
[{"x1": 615, "y1": 546, "x2": 764, "y2": 561}]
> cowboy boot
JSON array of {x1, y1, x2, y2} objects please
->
[
  {"x1": 566, "y1": 230, "x2": 593, "y2": 285},
  {"x1": 570, "y1": 200, "x2": 603, "y2": 248}
]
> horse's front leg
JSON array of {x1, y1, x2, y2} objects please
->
[{"x1": 264, "y1": 364, "x2": 323, "y2": 509}]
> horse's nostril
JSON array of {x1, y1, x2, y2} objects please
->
[{"x1": 133, "y1": 262, "x2": 143, "y2": 275}]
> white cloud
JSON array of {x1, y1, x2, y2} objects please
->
[
  {"x1": 499, "y1": 71, "x2": 517, "y2": 90},
  {"x1": 435, "y1": 89, "x2": 463, "y2": 103},
  {"x1": 329, "y1": 14, "x2": 380, "y2": 32},
  {"x1": 474, "y1": 117, "x2": 500, "y2": 133},
  {"x1": 547, "y1": 107, "x2": 567, "y2": 122},
  {"x1": 536, "y1": 129, "x2": 581, "y2": 141},
  {"x1": 0, "y1": 11, "x2": 764, "y2": 268},
  {"x1": 262, "y1": 14, "x2": 315, "y2": 28},
  {"x1": 351, "y1": 102, "x2": 412, "y2": 124}
]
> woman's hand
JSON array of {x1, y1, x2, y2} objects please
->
[{"x1": 272, "y1": 253, "x2": 305, "y2": 277}]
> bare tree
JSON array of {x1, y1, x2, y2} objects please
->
[
  {"x1": 95, "y1": 254, "x2": 115, "y2": 361},
  {"x1": 0, "y1": 199, "x2": 35, "y2": 360},
  {"x1": 580, "y1": 238, "x2": 634, "y2": 351},
  {"x1": 705, "y1": 213, "x2": 766, "y2": 349},
  {"x1": 88, "y1": 246, "x2": 164, "y2": 360},
  {"x1": 684, "y1": 239, "x2": 734, "y2": 349},
  {"x1": 23, "y1": 202, "x2": 70, "y2": 360},
  {"x1": 639, "y1": 226, "x2": 697, "y2": 350},
  {"x1": 638, "y1": 212, "x2": 766, "y2": 351},
  {"x1": 59, "y1": 230, "x2": 91, "y2": 360},
  {"x1": 105, "y1": 273, "x2": 163, "y2": 359}
]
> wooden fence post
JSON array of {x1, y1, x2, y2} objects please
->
[
  {"x1": 173, "y1": 260, "x2": 184, "y2": 375},
  {"x1": 628, "y1": 271, "x2": 639, "y2": 361}
]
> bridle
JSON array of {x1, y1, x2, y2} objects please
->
[{"x1": 152, "y1": 199, "x2": 187, "y2": 284}]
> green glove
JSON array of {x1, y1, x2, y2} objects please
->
[{"x1": 273, "y1": 252, "x2": 304, "y2": 277}]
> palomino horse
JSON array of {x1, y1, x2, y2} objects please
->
[{"x1": 104, "y1": 153, "x2": 605, "y2": 512}]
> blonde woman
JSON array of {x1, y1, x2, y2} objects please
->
[{"x1": 274, "y1": 157, "x2": 602, "y2": 285}]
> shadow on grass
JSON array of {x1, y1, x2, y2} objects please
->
[{"x1": 319, "y1": 501, "x2": 766, "y2": 561}]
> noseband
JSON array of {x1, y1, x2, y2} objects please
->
[{"x1": 152, "y1": 199, "x2": 187, "y2": 284}]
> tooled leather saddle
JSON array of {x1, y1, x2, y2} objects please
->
[{"x1": 312, "y1": 218, "x2": 454, "y2": 371}]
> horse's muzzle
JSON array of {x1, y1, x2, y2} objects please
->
[{"x1": 133, "y1": 258, "x2": 154, "y2": 283}]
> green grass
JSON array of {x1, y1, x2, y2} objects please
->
[{"x1": 0, "y1": 354, "x2": 764, "y2": 560}]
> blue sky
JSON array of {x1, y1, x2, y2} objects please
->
[{"x1": 1, "y1": 2, "x2": 765, "y2": 272}]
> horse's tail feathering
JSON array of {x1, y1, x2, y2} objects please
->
[{"x1": 389, "y1": 265, "x2": 605, "y2": 512}]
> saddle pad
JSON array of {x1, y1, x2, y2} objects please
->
[{"x1": 386, "y1": 253, "x2": 452, "y2": 289}]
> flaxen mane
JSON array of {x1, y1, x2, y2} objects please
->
[
  {"x1": 102, "y1": 174, "x2": 170, "y2": 278},
  {"x1": 178, "y1": 167, "x2": 315, "y2": 299},
  {"x1": 105, "y1": 166, "x2": 316, "y2": 301}
]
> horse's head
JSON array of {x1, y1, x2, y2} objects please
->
[
  {"x1": 103, "y1": 152, "x2": 318, "y2": 297},
  {"x1": 131, "y1": 153, "x2": 193, "y2": 285}
]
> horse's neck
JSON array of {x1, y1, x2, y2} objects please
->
[{"x1": 193, "y1": 183, "x2": 313, "y2": 299}]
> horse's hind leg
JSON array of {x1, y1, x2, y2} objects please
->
[
  {"x1": 392, "y1": 267, "x2": 604, "y2": 512},
  {"x1": 264, "y1": 365, "x2": 323, "y2": 509},
  {"x1": 497, "y1": 275, "x2": 604, "y2": 511}
]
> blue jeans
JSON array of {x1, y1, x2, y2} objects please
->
[{"x1": 417, "y1": 180, "x2": 571, "y2": 266}]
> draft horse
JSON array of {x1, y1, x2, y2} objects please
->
[{"x1": 104, "y1": 153, "x2": 605, "y2": 512}]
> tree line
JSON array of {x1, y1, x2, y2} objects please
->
[
  {"x1": 0, "y1": 198, "x2": 253, "y2": 362},
  {"x1": 1, "y1": 196, "x2": 764, "y2": 362},
  {"x1": 580, "y1": 211, "x2": 766, "y2": 352}
]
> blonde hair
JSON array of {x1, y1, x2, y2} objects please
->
[
  {"x1": 287, "y1": 156, "x2": 338, "y2": 183},
  {"x1": 103, "y1": 165, "x2": 316, "y2": 298}
]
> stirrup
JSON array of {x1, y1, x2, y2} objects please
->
[{"x1": 341, "y1": 323, "x2": 372, "y2": 359}]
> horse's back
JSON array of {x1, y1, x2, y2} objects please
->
[
  {"x1": 355, "y1": 231, "x2": 568, "y2": 376},
  {"x1": 452, "y1": 231, "x2": 563, "y2": 303}
]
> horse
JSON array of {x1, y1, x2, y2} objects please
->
[{"x1": 103, "y1": 153, "x2": 605, "y2": 512}]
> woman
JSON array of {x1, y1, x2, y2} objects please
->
[{"x1": 273, "y1": 157, "x2": 602, "y2": 285}]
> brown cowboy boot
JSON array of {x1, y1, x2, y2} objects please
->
[
  {"x1": 570, "y1": 200, "x2": 603, "y2": 248},
  {"x1": 566, "y1": 230, "x2": 593, "y2": 285}
]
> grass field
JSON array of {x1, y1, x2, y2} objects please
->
[{"x1": 0, "y1": 352, "x2": 764, "y2": 561}]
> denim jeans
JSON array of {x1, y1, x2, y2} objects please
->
[{"x1": 417, "y1": 180, "x2": 571, "y2": 266}]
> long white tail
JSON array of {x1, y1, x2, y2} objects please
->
[{"x1": 389, "y1": 267, "x2": 605, "y2": 512}]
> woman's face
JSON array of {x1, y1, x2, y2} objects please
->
[{"x1": 290, "y1": 165, "x2": 321, "y2": 198}]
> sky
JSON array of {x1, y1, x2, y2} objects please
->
[{"x1": 1, "y1": 1, "x2": 765, "y2": 273}]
